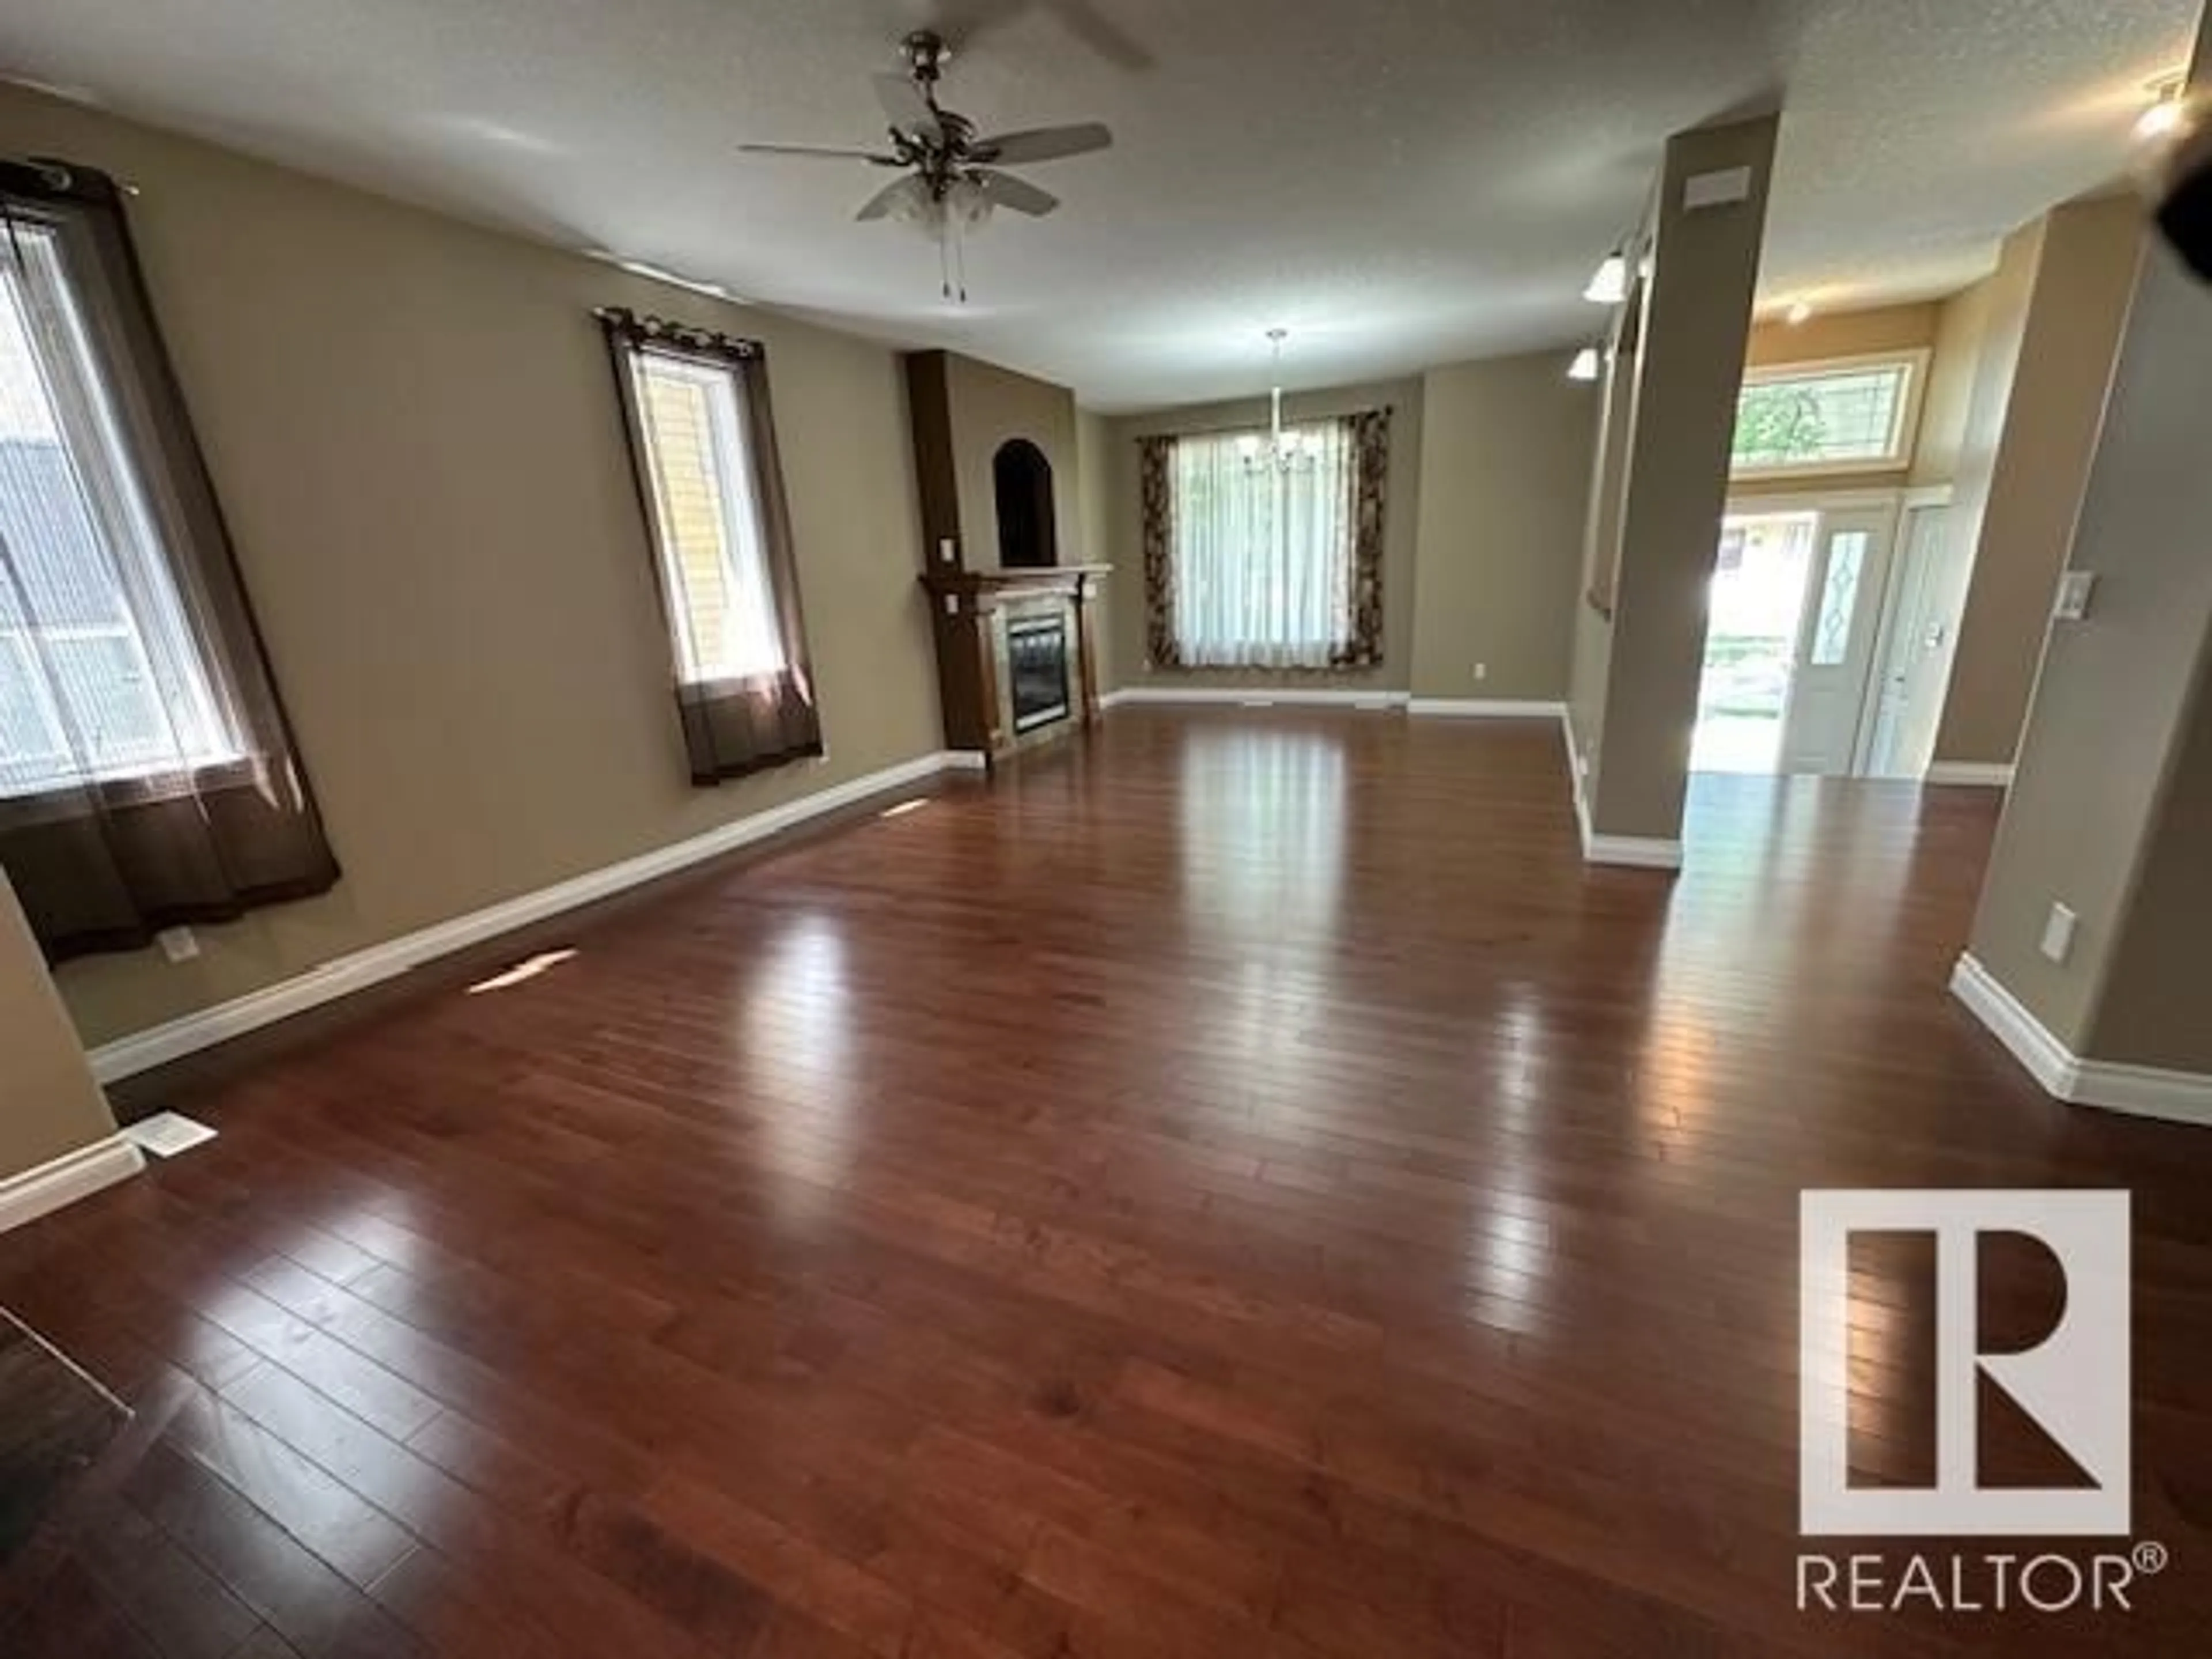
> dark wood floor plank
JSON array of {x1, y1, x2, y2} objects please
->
[{"x1": 4, "y1": 713, "x2": 2209, "y2": 1657}]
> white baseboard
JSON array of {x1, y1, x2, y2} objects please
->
[
  {"x1": 1950, "y1": 952, "x2": 2212, "y2": 1126},
  {"x1": 1584, "y1": 834, "x2": 1686, "y2": 870},
  {"x1": 0, "y1": 1134, "x2": 144, "y2": 1234},
  {"x1": 1406, "y1": 698, "x2": 1566, "y2": 718},
  {"x1": 1104, "y1": 686, "x2": 1410, "y2": 710},
  {"x1": 88, "y1": 749, "x2": 978, "y2": 1085},
  {"x1": 1925, "y1": 761, "x2": 2015, "y2": 787},
  {"x1": 1554, "y1": 707, "x2": 1682, "y2": 870}
]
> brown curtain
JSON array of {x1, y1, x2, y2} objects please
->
[
  {"x1": 1138, "y1": 434, "x2": 1179, "y2": 669},
  {"x1": 1335, "y1": 408, "x2": 1391, "y2": 669},
  {"x1": 0, "y1": 160, "x2": 338, "y2": 962},
  {"x1": 598, "y1": 309, "x2": 823, "y2": 786}
]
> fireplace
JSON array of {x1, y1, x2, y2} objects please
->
[{"x1": 1007, "y1": 613, "x2": 1071, "y2": 733}]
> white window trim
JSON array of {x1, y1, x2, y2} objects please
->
[{"x1": 1730, "y1": 347, "x2": 1931, "y2": 480}]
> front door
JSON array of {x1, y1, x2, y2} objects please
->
[
  {"x1": 1778, "y1": 503, "x2": 1898, "y2": 776},
  {"x1": 1862, "y1": 503, "x2": 1964, "y2": 779}
]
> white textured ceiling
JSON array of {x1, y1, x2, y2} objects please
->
[{"x1": 0, "y1": 1, "x2": 2196, "y2": 410}]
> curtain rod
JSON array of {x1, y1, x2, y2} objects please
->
[
  {"x1": 1127, "y1": 403, "x2": 1393, "y2": 442},
  {"x1": 1, "y1": 155, "x2": 142, "y2": 196}
]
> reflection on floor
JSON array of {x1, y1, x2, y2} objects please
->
[
  {"x1": 2, "y1": 709, "x2": 2206, "y2": 1658},
  {"x1": 1690, "y1": 709, "x2": 1783, "y2": 773}
]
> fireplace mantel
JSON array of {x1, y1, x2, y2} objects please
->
[
  {"x1": 918, "y1": 565, "x2": 1110, "y2": 763},
  {"x1": 918, "y1": 564, "x2": 1111, "y2": 608}
]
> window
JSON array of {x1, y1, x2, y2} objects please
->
[
  {"x1": 1809, "y1": 531, "x2": 1869, "y2": 666},
  {"x1": 1, "y1": 220, "x2": 236, "y2": 797},
  {"x1": 0, "y1": 158, "x2": 335, "y2": 960},
  {"x1": 625, "y1": 349, "x2": 786, "y2": 683},
  {"x1": 1730, "y1": 353, "x2": 1926, "y2": 477},
  {"x1": 1143, "y1": 412, "x2": 1388, "y2": 673},
  {"x1": 599, "y1": 309, "x2": 821, "y2": 784}
]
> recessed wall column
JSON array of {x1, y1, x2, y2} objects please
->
[
  {"x1": 1569, "y1": 114, "x2": 1778, "y2": 864},
  {"x1": 1955, "y1": 201, "x2": 2212, "y2": 1121},
  {"x1": 1930, "y1": 196, "x2": 2145, "y2": 773}
]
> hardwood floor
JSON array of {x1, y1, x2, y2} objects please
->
[{"x1": 3, "y1": 708, "x2": 2208, "y2": 1657}]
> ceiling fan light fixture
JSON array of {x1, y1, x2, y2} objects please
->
[
  {"x1": 1582, "y1": 251, "x2": 1628, "y2": 305},
  {"x1": 1566, "y1": 346, "x2": 1601, "y2": 382},
  {"x1": 948, "y1": 175, "x2": 995, "y2": 232}
]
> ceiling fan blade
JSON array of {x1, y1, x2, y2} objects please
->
[
  {"x1": 1047, "y1": 0, "x2": 1156, "y2": 70},
  {"x1": 873, "y1": 73, "x2": 943, "y2": 141},
  {"x1": 976, "y1": 170, "x2": 1060, "y2": 217},
  {"x1": 740, "y1": 142, "x2": 899, "y2": 163},
  {"x1": 856, "y1": 176, "x2": 927, "y2": 222},
  {"x1": 973, "y1": 123, "x2": 1113, "y2": 165}
]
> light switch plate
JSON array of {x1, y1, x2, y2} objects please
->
[
  {"x1": 2054, "y1": 570, "x2": 2096, "y2": 622},
  {"x1": 2040, "y1": 903, "x2": 2078, "y2": 965}
]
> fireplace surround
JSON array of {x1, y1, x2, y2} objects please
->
[{"x1": 917, "y1": 564, "x2": 1107, "y2": 763}]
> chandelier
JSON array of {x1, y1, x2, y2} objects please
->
[{"x1": 1237, "y1": 328, "x2": 1322, "y2": 474}]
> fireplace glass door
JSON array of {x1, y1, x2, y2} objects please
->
[{"x1": 1007, "y1": 614, "x2": 1071, "y2": 734}]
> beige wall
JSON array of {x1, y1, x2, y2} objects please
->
[
  {"x1": 1104, "y1": 381, "x2": 1423, "y2": 692},
  {"x1": 0, "y1": 873, "x2": 120, "y2": 1181},
  {"x1": 1934, "y1": 195, "x2": 2145, "y2": 767},
  {"x1": 1915, "y1": 282, "x2": 1994, "y2": 488},
  {"x1": 940, "y1": 353, "x2": 1081, "y2": 570},
  {"x1": 1574, "y1": 115, "x2": 1779, "y2": 843},
  {"x1": 1967, "y1": 239, "x2": 2212, "y2": 1069},
  {"x1": 1411, "y1": 352, "x2": 1597, "y2": 701},
  {"x1": 0, "y1": 84, "x2": 942, "y2": 1049},
  {"x1": 1744, "y1": 301, "x2": 1937, "y2": 369}
]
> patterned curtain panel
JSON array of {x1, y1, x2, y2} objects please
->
[
  {"x1": 1138, "y1": 434, "x2": 1179, "y2": 669},
  {"x1": 0, "y1": 161, "x2": 339, "y2": 961},
  {"x1": 1142, "y1": 410, "x2": 1390, "y2": 672},
  {"x1": 1341, "y1": 408, "x2": 1391, "y2": 669},
  {"x1": 600, "y1": 310, "x2": 824, "y2": 786}
]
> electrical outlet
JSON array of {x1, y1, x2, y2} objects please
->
[
  {"x1": 937, "y1": 537, "x2": 958, "y2": 565},
  {"x1": 156, "y1": 925, "x2": 199, "y2": 964},
  {"x1": 2040, "y1": 903, "x2": 2078, "y2": 965},
  {"x1": 1472, "y1": 662, "x2": 1488, "y2": 683}
]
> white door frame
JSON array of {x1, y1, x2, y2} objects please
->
[{"x1": 1855, "y1": 484, "x2": 1953, "y2": 775}]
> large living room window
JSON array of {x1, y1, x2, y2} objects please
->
[
  {"x1": 1730, "y1": 351, "x2": 1927, "y2": 476},
  {"x1": 1141, "y1": 410, "x2": 1389, "y2": 673},
  {"x1": 1170, "y1": 426, "x2": 1353, "y2": 669},
  {"x1": 0, "y1": 158, "x2": 337, "y2": 960},
  {"x1": 0, "y1": 222, "x2": 237, "y2": 796}
]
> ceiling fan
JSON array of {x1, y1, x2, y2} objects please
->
[{"x1": 740, "y1": 31, "x2": 1112, "y2": 300}]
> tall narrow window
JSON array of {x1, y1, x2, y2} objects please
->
[
  {"x1": 0, "y1": 161, "x2": 337, "y2": 959},
  {"x1": 600, "y1": 310, "x2": 821, "y2": 785},
  {"x1": 1140, "y1": 410, "x2": 1389, "y2": 672}
]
